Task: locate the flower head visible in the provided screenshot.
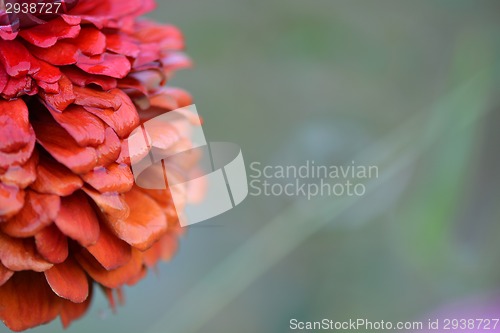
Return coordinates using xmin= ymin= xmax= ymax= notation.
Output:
xmin=0 ymin=0 xmax=195 ymax=330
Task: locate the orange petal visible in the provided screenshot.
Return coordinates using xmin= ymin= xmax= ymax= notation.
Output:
xmin=86 ymin=224 xmax=131 ymax=270
xmin=0 ymin=184 xmax=25 ymax=220
xmin=33 ymin=120 xmax=98 ymax=174
xmin=0 ymin=233 xmax=53 ymax=272
xmin=0 ymin=99 xmax=32 ymax=152
xmin=0 ymin=271 xmax=61 ymax=331
xmin=44 ymin=257 xmax=88 ymax=303
xmin=84 ymin=89 xmax=139 ymax=138
xmin=60 ymin=283 xmax=93 ymax=328
xmin=48 ymin=104 xmax=106 ymax=147
xmin=76 ymin=248 xmax=142 ymax=289
xmin=0 ymin=262 xmax=14 ymax=286
xmin=0 ymin=151 xmax=37 ymax=189
xmin=35 ymin=224 xmax=69 ymax=264
xmin=159 ymin=232 xmax=178 ymax=261
xmin=31 ymin=155 xmax=83 ymax=196
xmin=82 ymin=187 xmax=129 ymax=221
xmin=73 ymin=86 xmax=122 ymax=110
xmin=95 ymin=127 xmax=121 ymax=167
xmin=54 ymin=191 xmax=100 ymax=246
xmin=1 ymin=191 xmax=60 ymax=238
xmin=82 ymin=163 xmax=133 ymax=193
xmin=104 ymin=187 xmax=167 ymax=251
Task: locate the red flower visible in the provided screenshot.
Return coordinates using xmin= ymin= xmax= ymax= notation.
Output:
xmin=0 ymin=0 xmax=196 ymax=331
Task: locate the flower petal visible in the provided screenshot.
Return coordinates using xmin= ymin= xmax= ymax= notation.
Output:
xmin=86 ymin=224 xmax=131 ymax=270
xmin=33 ymin=119 xmax=98 ymax=174
xmin=75 ymin=248 xmax=142 ymax=289
xmin=71 ymin=27 xmax=106 ymax=55
xmin=63 ymin=67 xmax=117 ymax=90
xmin=84 ymin=89 xmax=139 ymax=138
xmin=48 ymin=104 xmax=106 ymax=147
xmin=34 ymin=224 xmax=69 ymax=264
xmin=0 ymin=99 xmax=32 ymax=152
xmin=0 ymin=148 xmax=37 ymax=189
xmin=105 ymin=33 xmax=140 ymax=57
xmin=0 ymin=183 xmax=24 ymax=220
xmin=104 ymin=187 xmax=167 ymax=251
xmin=44 ymin=257 xmax=88 ymax=303
xmin=60 ymin=284 xmax=93 ymax=328
xmin=31 ymin=155 xmax=83 ymax=196
xmin=29 ymin=42 xmax=79 ymax=66
xmin=96 ymin=127 xmax=121 ymax=167
xmin=0 ymin=40 xmax=31 ymax=77
xmin=73 ymin=85 xmax=122 ymax=110
xmin=39 ymin=74 xmax=76 ymax=111
xmin=0 ymin=271 xmax=61 ymax=332
xmin=1 ymin=191 xmax=60 ymax=238
xmin=82 ymin=163 xmax=133 ymax=193
xmin=54 ymin=191 xmax=100 ymax=246
xmin=76 ymin=53 xmax=131 ymax=79
xmin=19 ymin=17 xmax=80 ymax=48
xmin=82 ymin=187 xmax=130 ymax=221
xmin=0 ymin=233 xmax=53 ymax=272
xmin=0 ymin=262 xmax=14 ymax=287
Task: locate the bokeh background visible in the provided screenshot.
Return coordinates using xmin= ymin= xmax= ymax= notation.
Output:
xmin=8 ymin=0 xmax=500 ymax=332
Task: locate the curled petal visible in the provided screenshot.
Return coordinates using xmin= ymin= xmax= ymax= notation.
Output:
xmin=33 ymin=120 xmax=98 ymax=174
xmin=44 ymin=257 xmax=88 ymax=303
xmin=48 ymin=104 xmax=106 ymax=147
xmin=104 ymin=187 xmax=167 ymax=251
xmin=29 ymin=42 xmax=79 ymax=66
xmin=35 ymin=224 xmax=69 ymax=264
xmin=55 ymin=191 xmax=100 ymax=246
xmin=96 ymin=127 xmax=121 ymax=167
xmin=0 ymin=145 xmax=37 ymax=189
xmin=76 ymin=53 xmax=131 ymax=79
xmin=0 ymin=233 xmax=53 ymax=272
xmin=84 ymin=89 xmax=139 ymax=138
xmin=73 ymin=86 xmax=122 ymax=110
xmin=63 ymin=67 xmax=117 ymax=90
xmin=31 ymin=155 xmax=83 ymax=196
xmin=40 ymin=74 xmax=76 ymax=111
xmin=82 ymin=163 xmax=134 ymax=193
xmin=19 ymin=17 xmax=81 ymax=48
xmin=1 ymin=191 xmax=60 ymax=238
xmin=83 ymin=187 xmax=129 ymax=221
xmin=0 ymin=183 xmax=24 ymax=220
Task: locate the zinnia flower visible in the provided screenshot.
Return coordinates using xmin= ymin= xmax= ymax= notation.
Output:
xmin=0 ymin=0 xmax=196 ymax=331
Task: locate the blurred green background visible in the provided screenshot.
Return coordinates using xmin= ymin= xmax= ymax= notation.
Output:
xmin=12 ymin=0 xmax=500 ymax=332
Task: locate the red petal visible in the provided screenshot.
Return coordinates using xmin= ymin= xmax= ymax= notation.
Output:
xmin=134 ymin=22 xmax=184 ymax=49
xmin=84 ymin=89 xmax=139 ymax=138
xmin=35 ymin=224 xmax=69 ymax=264
xmin=82 ymin=163 xmax=133 ymax=193
xmin=82 ymin=187 xmax=129 ymax=221
xmin=76 ymin=53 xmax=131 ymax=79
xmin=0 ymin=148 xmax=37 ymax=189
xmin=0 ymin=233 xmax=53 ymax=271
xmin=54 ymin=191 xmax=100 ymax=246
xmin=29 ymin=42 xmax=79 ymax=66
xmin=0 ymin=262 xmax=14 ymax=286
xmin=63 ymin=66 xmax=117 ymax=90
xmin=164 ymin=87 xmax=193 ymax=108
xmin=31 ymin=155 xmax=83 ymax=196
xmin=0 ymin=136 xmax=35 ymax=172
xmin=0 ymin=271 xmax=61 ymax=331
xmin=73 ymin=85 xmax=122 ymax=110
xmin=0 ymin=64 xmax=7 ymax=93
xmin=0 ymin=99 xmax=32 ymax=152
xmin=1 ymin=191 xmax=60 ymax=238
xmin=19 ymin=17 xmax=80 ymax=48
xmin=0 ymin=184 xmax=24 ymax=219
xmin=1 ymin=75 xmax=35 ymax=98
xmin=0 ymin=40 xmax=31 ymax=77
xmin=71 ymin=27 xmax=105 ymax=55
xmin=76 ymin=248 xmax=142 ymax=289
xmin=33 ymin=120 xmax=98 ymax=174
xmin=60 ymin=284 xmax=92 ymax=328
xmin=96 ymin=127 xmax=121 ymax=166
xmin=86 ymin=224 xmax=131 ymax=270
xmin=48 ymin=104 xmax=106 ymax=147
xmin=104 ymin=187 xmax=167 ymax=251
xmin=40 ymin=74 xmax=75 ymax=111
xmin=32 ymin=59 xmax=62 ymax=84
xmin=105 ymin=33 xmax=140 ymax=57
xmin=44 ymin=257 xmax=88 ymax=303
